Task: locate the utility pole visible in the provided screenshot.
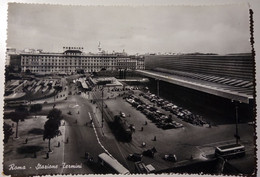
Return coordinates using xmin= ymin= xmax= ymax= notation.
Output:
xmin=101 ymin=86 xmax=104 ymax=128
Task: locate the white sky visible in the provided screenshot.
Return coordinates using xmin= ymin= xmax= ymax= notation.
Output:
xmin=7 ymin=3 xmax=251 ymax=54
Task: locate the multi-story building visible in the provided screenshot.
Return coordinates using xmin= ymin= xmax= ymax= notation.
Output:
xmin=17 ymin=47 xmax=145 ymax=74
xmin=6 ymin=48 xmax=17 ymax=66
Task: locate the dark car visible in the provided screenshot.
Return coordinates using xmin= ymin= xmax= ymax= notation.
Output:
xmin=143 ymin=149 xmax=154 ymax=158
xmin=127 ymin=153 xmax=143 ymax=162
xmin=137 ymin=105 xmax=144 ymax=111
xmin=139 ymin=93 xmax=144 ymax=97
xmin=143 ymin=147 xmax=157 ymax=158
xmin=163 ymin=154 xmax=177 ymax=162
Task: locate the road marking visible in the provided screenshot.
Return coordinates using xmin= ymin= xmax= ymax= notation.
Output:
xmin=88 ymin=112 xmax=113 ymax=158
xmin=60 ymin=121 xmax=66 ymax=174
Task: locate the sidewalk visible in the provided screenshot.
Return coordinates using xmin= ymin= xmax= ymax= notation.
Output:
xmin=3 ymin=116 xmax=66 ymax=176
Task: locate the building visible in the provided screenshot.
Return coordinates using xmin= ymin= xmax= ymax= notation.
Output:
xmin=16 ymin=47 xmax=144 ymax=74
xmin=6 ymin=48 xmax=17 ymax=66
xmin=137 ymin=53 xmax=255 ymax=122
xmin=9 ymin=54 xmax=21 ymax=72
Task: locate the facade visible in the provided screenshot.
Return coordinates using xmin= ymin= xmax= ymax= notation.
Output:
xmin=9 ymin=54 xmax=21 ymax=72
xmin=144 ymin=53 xmax=254 ymax=81
xmin=18 ymin=48 xmax=145 ymax=74
xmin=141 ymin=53 xmax=254 ymax=104
xmin=6 ymin=48 xmax=17 ymax=65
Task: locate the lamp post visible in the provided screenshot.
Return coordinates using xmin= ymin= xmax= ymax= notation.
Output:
xmin=101 ymin=86 xmax=104 ymax=128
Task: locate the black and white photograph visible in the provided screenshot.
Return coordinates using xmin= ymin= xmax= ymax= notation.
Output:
xmin=2 ymin=2 xmax=258 ymax=176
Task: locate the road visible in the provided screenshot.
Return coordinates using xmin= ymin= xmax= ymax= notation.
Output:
xmin=53 ymin=82 xmax=132 ymax=174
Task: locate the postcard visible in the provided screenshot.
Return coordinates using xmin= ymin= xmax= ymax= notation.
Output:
xmin=3 ymin=2 xmax=257 ymax=176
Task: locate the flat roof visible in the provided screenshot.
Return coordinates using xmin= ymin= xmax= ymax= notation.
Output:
xmin=136 ymin=70 xmax=254 ymax=104
xmin=98 ymin=153 xmax=130 ymax=174
xmin=218 ymin=144 xmax=244 ymax=150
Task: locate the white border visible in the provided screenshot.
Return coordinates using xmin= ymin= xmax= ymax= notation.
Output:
xmin=0 ymin=1 xmax=259 ymax=177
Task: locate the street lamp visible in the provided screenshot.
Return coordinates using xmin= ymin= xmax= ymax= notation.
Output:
xmin=101 ymin=86 xmax=104 ymax=128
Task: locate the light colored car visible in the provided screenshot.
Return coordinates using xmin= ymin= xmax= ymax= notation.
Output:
xmin=163 ymin=154 xmax=177 ymax=162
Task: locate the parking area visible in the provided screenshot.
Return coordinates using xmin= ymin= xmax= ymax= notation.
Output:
xmin=101 ymin=87 xmax=255 ymax=173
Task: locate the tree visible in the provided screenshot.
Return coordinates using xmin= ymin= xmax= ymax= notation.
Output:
xmin=4 ymin=122 xmax=14 ymax=143
xmin=30 ymin=104 xmax=42 ymax=118
xmin=43 ymin=109 xmax=63 ymax=152
xmin=9 ymin=110 xmax=28 ymax=138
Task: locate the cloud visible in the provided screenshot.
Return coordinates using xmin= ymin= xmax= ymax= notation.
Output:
xmin=7 ymin=4 xmax=251 ymax=54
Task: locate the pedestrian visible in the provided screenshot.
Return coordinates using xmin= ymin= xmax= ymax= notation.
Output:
xmin=25 ymin=138 xmax=28 ymax=144
xmin=153 ymin=136 xmax=157 ymax=141
xmin=85 ymin=152 xmax=89 ymax=159
xmin=142 ymin=142 xmax=146 ymax=147
xmin=66 ymin=137 xmax=69 ymax=143
xmin=46 ymin=152 xmax=49 ymax=159
xmin=78 ymin=111 xmax=80 ymax=114
xmin=58 ymin=141 xmax=60 ymax=147
xmin=141 ymin=127 xmax=144 ymax=131
xmin=145 ymin=121 xmax=148 ymax=125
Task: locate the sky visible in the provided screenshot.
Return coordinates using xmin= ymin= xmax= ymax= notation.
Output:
xmin=7 ymin=3 xmax=251 ymax=55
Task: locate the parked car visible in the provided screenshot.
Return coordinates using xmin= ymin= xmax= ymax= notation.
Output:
xmin=127 ymin=153 xmax=143 ymax=162
xmin=137 ymin=105 xmax=144 ymax=111
xmin=163 ymin=154 xmax=177 ymax=162
xmin=143 ymin=147 xmax=157 ymax=158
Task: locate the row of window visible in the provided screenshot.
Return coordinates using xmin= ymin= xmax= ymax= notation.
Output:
xmin=21 ymin=62 xmax=123 ymax=66
xmin=21 ymin=56 xmax=142 ymax=62
xmin=22 ymin=67 xmax=144 ymax=73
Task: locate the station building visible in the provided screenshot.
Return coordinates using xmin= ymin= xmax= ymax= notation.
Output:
xmin=137 ymin=53 xmax=255 ymax=123
xmin=16 ymin=47 xmax=144 ymax=74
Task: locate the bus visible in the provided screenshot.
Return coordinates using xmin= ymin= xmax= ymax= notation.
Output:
xmin=215 ymin=143 xmax=245 ymax=159
xmin=98 ymin=153 xmax=130 ymax=174
xmin=134 ymin=161 xmax=155 ymax=174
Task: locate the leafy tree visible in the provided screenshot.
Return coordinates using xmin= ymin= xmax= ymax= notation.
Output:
xmin=43 ymin=109 xmax=63 ymax=152
xmin=30 ymin=104 xmax=42 ymax=118
xmin=4 ymin=122 xmax=14 ymax=143
xmin=9 ymin=111 xmax=28 ymax=138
